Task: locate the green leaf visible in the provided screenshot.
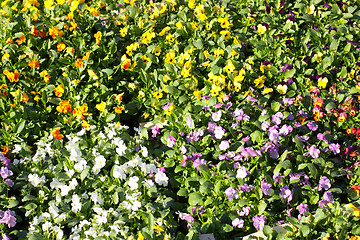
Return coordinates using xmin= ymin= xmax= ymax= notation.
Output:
xmin=222 ymin=224 xmax=233 ymax=233
xmin=101 ymin=68 xmax=114 ymax=77
xmin=294 ymin=137 xmax=304 ymax=152
xmin=113 ymin=192 xmax=119 ymax=204
xmin=300 ymin=225 xmax=310 ymax=237
xmin=280 ymin=150 xmax=288 ymax=162
xmin=7 ymin=200 xmax=19 ymax=208
xmin=302 ymin=14 xmax=315 ymax=22
xmin=41 ymin=90 xmax=48 ymax=105
xmin=344 ymin=42 xmax=352 ymax=53
xmin=165 ymin=86 xmax=178 ymax=95
xmin=312 ymin=157 xmax=325 ymax=166
xmin=164 ymin=158 xmax=175 ymax=167
xmin=165 ymin=150 xmax=175 ymax=158
xmin=258 ymin=201 xmax=267 ymax=215
xmin=140 ymin=128 xmax=148 ymax=140
xmin=177 ymin=188 xmax=188 ymax=197
xmin=193 ymin=39 xmax=203 ymax=50
xmin=286 ymin=216 xmax=300 ymax=226
xmin=280 ymin=160 xmax=292 ymax=169
xmin=330 ymin=39 xmax=339 ymax=53
xmin=128 ymin=6 xmax=138 ymax=18
xmin=298 ymin=163 xmax=307 ymax=170
xmin=284 ymin=68 xmax=296 ymax=78
xmin=263 ymin=225 xmax=273 ymax=236
xmin=81 ymin=167 xmax=90 ymax=181
xmin=178 ymin=11 xmax=187 ymax=21
xmin=321 ymin=56 xmax=333 ymax=70
xmin=188 ymin=192 xmax=203 ymax=206
xmin=28 ymin=234 xmax=44 ymax=240
xmin=271 ymin=101 xmax=281 ymax=112
xmin=106 ymin=113 xmax=116 ymax=122
xmin=165 ymin=63 xmax=175 ymax=73
xmin=274 ymin=163 xmax=282 ymax=173
xmin=307 ymin=163 xmax=317 ymax=178
xmin=14 ymin=119 xmax=26 ymax=134
xmin=254 ymin=41 xmax=267 ymax=51
xmin=22 ymin=195 xmax=35 ymax=201
xmin=24 ymin=202 xmax=37 ymax=210
xmin=314 ymin=208 xmax=327 ymax=224
xmin=250 ymin=130 xmax=262 ymax=143
xmin=200 ymin=182 xmax=213 ymax=195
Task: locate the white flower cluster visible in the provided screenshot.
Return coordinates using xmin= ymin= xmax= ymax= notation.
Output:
xmin=20 ymin=123 xmax=171 ymax=239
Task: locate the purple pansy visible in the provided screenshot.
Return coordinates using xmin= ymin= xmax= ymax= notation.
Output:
xmin=280 ymin=186 xmax=293 ymax=204
xmin=309 ymin=145 xmax=320 ymax=158
xmin=252 ymin=215 xmax=266 ymax=231
xmin=166 ymin=136 xmax=176 ymax=148
xmin=225 ymin=187 xmax=239 ymax=200
xmin=261 ymin=180 xmax=272 ymax=196
xmin=307 ymin=121 xmax=318 ymax=131
xmin=329 ymin=143 xmax=340 ymax=155
xmin=317 ymin=176 xmax=331 ymax=191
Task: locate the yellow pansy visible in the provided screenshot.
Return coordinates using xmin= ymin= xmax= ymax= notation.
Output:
xmin=96 ymin=102 xmax=106 ymax=112
xmin=257 ymin=24 xmax=266 ymax=34
xmin=318 ymin=77 xmax=328 ymax=89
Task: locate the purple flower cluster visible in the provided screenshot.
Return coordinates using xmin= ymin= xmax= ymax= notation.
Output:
xmin=186 ymin=129 xmax=205 ymax=143
xmin=280 ymin=186 xmax=293 ymax=205
xmin=207 ymin=122 xmax=225 ymax=139
xmin=225 ymin=187 xmax=239 ymax=200
xmin=319 ymin=191 xmax=335 ymax=208
xmin=252 ymin=215 xmax=266 ymax=231
xmin=238 ymin=184 xmax=254 ymax=192
xmin=191 ymin=206 xmax=205 ymax=215
xmin=151 ymin=125 xmax=160 ymax=138
xmin=297 ymin=203 xmax=309 ymax=220
xmin=182 ymin=153 xmax=206 ymax=171
xmin=289 ymin=172 xmax=311 ymax=186
xmin=317 ymin=176 xmax=331 ymax=191
xmin=0 ymin=154 xmax=13 ymax=187
xmin=0 ymin=209 xmax=16 ymax=228
xmin=238 ymin=145 xmax=262 ymax=158
xmin=261 ymin=180 xmax=272 ymax=196
xmin=232 ymin=108 xmax=250 ymax=122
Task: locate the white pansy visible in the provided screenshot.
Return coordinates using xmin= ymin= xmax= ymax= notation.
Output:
xmin=128 ymin=176 xmax=139 ymax=190
xmin=77 ymin=129 xmax=85 ymax=136
xmin=113 ymin=165 xmax=126 ymax=180
xmin=90 ymin=192 xmax=103 ymax=205
xmin=59 ymin=184 xmax=72 ymax=196
xmin=141 ymin=146 xmax=148 ymax=157
xmin=42 ymin=221 xmax=52 ymax=231
xmin=116 ymin=142 xmax=127 ymax=156
xmin=69 ymin=178 xmax=78 ymax=189
xmin=143 ymin=179 xmax=154 ymax=188
xmin=52 ymin=226 xmax=63 ymax=240
xmin=144 ymin=164 xmax=157 ymax=174
xmin=155 ymin=172 xmax=169 ymax=187
xmin=131 ymin=200 xmax=141 ymax=211
xmin=12 ymin=144 xmax=21 ymax=153
xmin=71 ymin=194 xmax=82 ymax=212
xmin=107 ymin=128 xmax=116 ymax=139
xmin=28 ymin=173 xmax=45 ymax=187
xmin=92 ymin=167 xmax=101 ymax=175
xmin=94 ymin=155 xmax=106 ymax=169
xmin=66 ymin=169 xmax=75 ymax=178
xmin=128 ymin=156 xmax=142 ymax=167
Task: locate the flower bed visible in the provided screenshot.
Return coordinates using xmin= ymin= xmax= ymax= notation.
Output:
xmin=0 ymin=0 xmax=360 ymax=239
